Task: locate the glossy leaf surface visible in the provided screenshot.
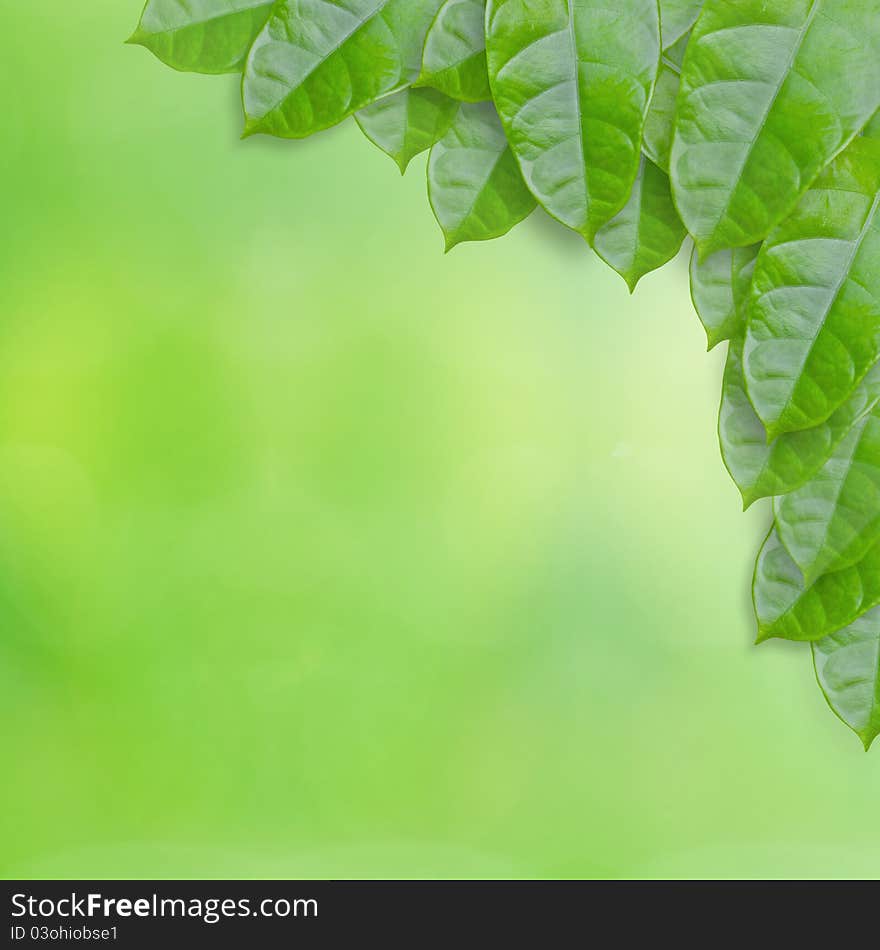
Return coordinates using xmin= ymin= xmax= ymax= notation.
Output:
xmin=659 ymin=0 xmax=702 ymax=48
xmin=720 ymin=341 xmax=880 ymax=508
xmin=129 ymin=0 xmax=274 ymax=73
xmin=744 ymin=138 xmax=880 ymax=440
xmin=356 ymin=88 xmax=458 ymax=173
xmin=813 ymin=609 xmax=880 ymax=750
xmin=485 ymin=0 xmax=661 ymax=240
xmin=690 ymin=244 xmax=758 ymax=349
xmin=243 ymin=0 xmax=444 ymax=138
xmin=594 ymin=158 xmax=687 ymax=291
xmin=753 ymin=528 xmax=880 ymax=643
xmin=427 ymin=101 xmax=536 ymax=249
xmin=775 ymin=408 xmax=880 ymax=582
xmin=671 ymin=0 xmax=880 ymax=257
xmin=418 ymin=0 xmax=491 ymax=102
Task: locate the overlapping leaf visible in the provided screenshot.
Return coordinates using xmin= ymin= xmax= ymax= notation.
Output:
xmin=642 ymin=33 xmax=688 ymax=174
xmin=813 ymin=608 xmax=880 ymax=750
xmin=753 ymin=528 xmax=880 ymax=643
xmin=774 ymin=407 xmax=880 ymax=583
xmin=743 ymin=137 xmax=880 ymax=440
xmin=720 ymin=341 xmax=880 ymax=508
xmin=129 ymin=0 xmax=275 ymax=73
xmin=427 ymin=101 xmax=536 ymax=249
xmin=671 ymin=0 xmax=880 ymax=257
xmin=132 ymin=0 xmax=880 ymax=747
xmin=485 ymin=0 xmax=661 ymax=240
xmin=356 ymin=88 xmax=458 ymax=173
xmin=594 ymin=158 xmax=687 ymax=291
xmin=690 ymin=244 xmax=758 ymax=349
xmin=417 ymin=0 xmax=491 ymax=102
xmin=243 ymin=0 xmax=445 ymax=138
xmin=659 ymin=0 xmax=702 ymax=48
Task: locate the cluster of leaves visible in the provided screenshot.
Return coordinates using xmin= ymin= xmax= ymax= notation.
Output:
xmin=130 ymin=0 xmax=880 ymax=748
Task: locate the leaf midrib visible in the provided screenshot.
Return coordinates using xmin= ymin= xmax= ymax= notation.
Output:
xmin=771 ymin=188 xmax=880 ymax=433
xmin=251 ymin=0 xmax=393 ymax=123
xmin=784 ymin=415 xmax=872 ymax=581
xmin=706 ymin=2 xmax=820 ymax=245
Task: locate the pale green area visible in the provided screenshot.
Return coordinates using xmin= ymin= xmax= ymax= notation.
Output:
xmin=1 ymin=2 xmax=879 ymax=880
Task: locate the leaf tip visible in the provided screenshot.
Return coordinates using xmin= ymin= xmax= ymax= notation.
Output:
xmin=442 ymin=233 xmax=460 ymax=254
xmin=704 ymin=329 xmax=723 ymax=352
xmin=241 ymin=120 xmax=262 ymax=141
xmin=740 ymin=489 xmax=758 ymax=511
xmin=754 ymin=627 xmax=772 ymax=646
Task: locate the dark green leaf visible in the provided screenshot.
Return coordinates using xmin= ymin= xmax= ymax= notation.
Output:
xmin=671 ymin=0 xmax=880 ymax=257
xmin=485 ymin=0 xmax=661 ymax=240
xmin=356 ymin=88 xmax=459 ymax=173
xmin=128 ymin=0 xmax=274 ymax=74
xmin=813 ymin=609 xmax=880 ymax=750
xmin=427 ymin=101 xmax=536 ymax=250
xmin=593 ymin=158 xmax=687 ymax=291
xmin=243 ymin=0 xmax=444 ymax=138
xmin=720 ymin=339 xmax=880 ymax=508
xmin=753 ymin=527 xmax=880 ymax=643
xmin=744 ymin=137 xmax=880 ymax=439
xmin=417 ymin=0 xmax=491 ymax=102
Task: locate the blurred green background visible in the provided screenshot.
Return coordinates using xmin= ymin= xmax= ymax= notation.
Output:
xmin=2 ymin=3 xmax=879 ymax=880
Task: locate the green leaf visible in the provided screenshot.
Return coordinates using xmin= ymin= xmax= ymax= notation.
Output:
xmin=689 ymin=243 xmax=758 ymax=349
xmin=642 ymin=31 xmax=689 ymax=173
xmin=813 ymin=609 xmax=880 ymax=750
xmin=720 ymin=338 xmax=880 ymax=508
xmin=593 ymin=158 xmax=687 ymax=291
xmin=774 ymin=408 xmax=880 ymax=583
xmin=242 ymin=0 xmax=444 ymax=138
xmin=128 ymin=0 xmax=274 ymax=74
xmin=356 ymin=88 xmax=459 ymax=173
xmin=865 ymin=110 xmax=880 ymax=140
xmin=743 ymin=137 xmax=880 ymax=440
xmin=753 ymin=527 xmax=880 ymax=643
xmin=485 ymin=0 xmax=661 ymax=240
xmin=671 ymin=0 xmax=880 ymax=257
xmin=427 ymin=101 xmax=536 ymax=250
xmin=659 ymin=0 xmax=702 ymax=48
xmin=417 ymin=0 xmax=491 ymax=103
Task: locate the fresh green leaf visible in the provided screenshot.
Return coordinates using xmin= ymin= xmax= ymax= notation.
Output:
xmin=865 ymin=110 xmax=880 ymax=140
xmin=356 ymin=88 xmax=459 ymax=173
xmin=417 ymin=0 xmax=491 ymax=103
xmin=743 ymin=137 xmax=880 ymax=440
xmin=689 ymin=244 xmax=758 ymax=349
xmin=128 ymin=0 xmax=274 ymax=74
xmin=485 ymin=0 xmax=661 ymax=240
xmin=593 ymin=158 xmax=687 ymax=291
xmin=720 ymin=339 xmax=880 ymax=508
xmin=671 ymin=0 xmax=880 ymax=257
xmin=427 ymin=101 xmax=536 ymax=250
xmin=642 ymin=32 xmax=690 ymax=173
xmin=813 ymin=608 xmax=880 ymax=750
xmin=774 ymin=407 xmax=880 ymax=583
xmin=753 ymin=527 xmax=880 ymax=643
xmin=659 ymin=0 xmax=702 ymax=48
xmin=242 ymin=0 xmax=445 ymax=138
